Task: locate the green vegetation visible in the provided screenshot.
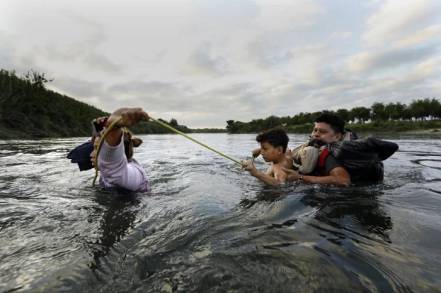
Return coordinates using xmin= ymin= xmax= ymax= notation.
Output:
xmin=0 ymin=69 xmax=108 ymax=139
xmin=0 ymin=69 xmax=192 ymax=139
xmin=191 ymin=128 xmax=227 ymax=133
xmin=130 ymin=118 xmax=192 ymax=135
xmin=344 ymin=120 xmax=441 ymax=134
xmin=226 ymin=99 xmax=441 ymax=134
xmin=2 ymin=68 xmax=439 ymax=138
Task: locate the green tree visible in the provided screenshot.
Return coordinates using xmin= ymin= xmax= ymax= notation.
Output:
xmin=22 ymin=70 xmax=53 ymax=89
xmin=336 ymin=108 xmax=350 ymax=122
xmin=169 ymin=118 xmax=178 ymax=127
xmin=350 ymin=107 xmax=370 ymax=124
xmin=262 ymin=115 xmax=282 ymax=129
xmin=221 ymin=97 xmax=441 ymax=133
xmin=226 ymin=120 xmax=238 ymax=133
xmin=384 ymin=102 xmax=406 ymax=120
xmin=409 ymin=99 xmax=431 ymax=120
xmin=429 ymin=98 xmax=441 ymax=119
xmin=0 ymin=68 xmax=195 ymax=138
xmin=371 ymin=102 xmax=388 ymax=121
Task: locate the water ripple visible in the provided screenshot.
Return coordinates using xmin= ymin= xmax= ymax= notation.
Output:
xmin=0 ymin=135 xmax=440 ymax=292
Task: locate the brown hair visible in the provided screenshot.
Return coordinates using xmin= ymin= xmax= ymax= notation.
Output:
xmin=256 ymin=127 xmax=289 ymax=152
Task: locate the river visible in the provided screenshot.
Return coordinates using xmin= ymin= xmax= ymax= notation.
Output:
xmin=0 ymin=133 xmax=440 ymax=292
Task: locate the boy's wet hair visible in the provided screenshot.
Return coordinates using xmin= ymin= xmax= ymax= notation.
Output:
xmin=315 ymin=113 xmax=345 ymax=134
xmin=256 ymin=127 xmax=289 ymax=152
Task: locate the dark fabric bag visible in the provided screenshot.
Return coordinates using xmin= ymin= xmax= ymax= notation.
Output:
xmin=67 ymin=141 xmax=94 ymax=171
xmin=327 ymin=137 xmax=399 ymax=182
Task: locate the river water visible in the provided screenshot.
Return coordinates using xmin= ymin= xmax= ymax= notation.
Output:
xmin=0 ymin=133 xmax=440 ymax=292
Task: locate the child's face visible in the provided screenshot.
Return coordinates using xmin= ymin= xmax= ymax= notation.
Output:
xmin=260 ymin=142 xmax=283 ymax=162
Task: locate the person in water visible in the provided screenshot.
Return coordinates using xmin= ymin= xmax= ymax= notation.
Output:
xmin=242 ymin=127 xmax=293 ymax=186
xmin=252 ymin=141 xmax=320 ymax=175
xmin=92 ymin=107 xmax=150 ymax=192
xmin=283 ymin=113 xmax=361 ymax=186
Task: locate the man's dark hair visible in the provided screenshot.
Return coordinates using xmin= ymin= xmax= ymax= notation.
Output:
xmin=256 ymin=127 xmax=289 ymax=152
xmin=315 ymin=113 xmax=345 ymax=134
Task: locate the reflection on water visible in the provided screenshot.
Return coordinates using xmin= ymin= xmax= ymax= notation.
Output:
xmin=0 ymin=134 xmax=440 ymax=292
xmin=88 ymin=190 xmax=141 ymax=270
xmin=301 ymin=187 xmax=393 ymax=242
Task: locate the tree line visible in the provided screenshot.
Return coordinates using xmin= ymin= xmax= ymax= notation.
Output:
xmin=2 ymin=69 xmax=439 ymax=137
xmin=226 ymin=99 xmax=441 ymax=133
xmin=0 ymin=69 xmax=193 ymax=138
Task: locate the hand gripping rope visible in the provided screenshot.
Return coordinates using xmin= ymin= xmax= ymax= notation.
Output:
xmin=92 ymin=116 xmax=241 ymax=186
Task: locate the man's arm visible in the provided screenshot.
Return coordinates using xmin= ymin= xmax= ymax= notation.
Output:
xmin=303 ymin=167 xmax=350 ymax=186
xmin=284 ymin=166 xmax=351 ymax=187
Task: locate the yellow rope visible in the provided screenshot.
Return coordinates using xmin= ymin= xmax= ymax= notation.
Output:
xmin=150 ymin=117 xmax=242 ymax=166
xmin=92 ymin=116 xmax=123 ymax=186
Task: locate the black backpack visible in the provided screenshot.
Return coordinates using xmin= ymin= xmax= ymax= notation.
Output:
xmin=326 ymin=137 xmax=399 ymax=182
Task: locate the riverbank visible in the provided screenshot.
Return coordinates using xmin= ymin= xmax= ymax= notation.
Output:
xmin=282 ymin=120 xmax=441 ymax=135
xmin=0 ymin=70 xmax=195 ymax=139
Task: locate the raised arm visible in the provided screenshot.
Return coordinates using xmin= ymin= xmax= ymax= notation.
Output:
xmin=105 ymin=108 xmax=149 ymax=146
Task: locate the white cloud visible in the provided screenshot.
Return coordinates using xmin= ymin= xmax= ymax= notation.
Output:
xmin=330 ymin=32 xmax=353 ymax=40
xmin=346 ymin=45 xmax=438 ymax=73
xmin=50 ymin=77 xmax=105 ymax=100
xmin=395 ymin=25 xmax=441 ymax=48
xmin=253 ymin=0 xmax=324 ymax=30
xmin=1 ymin=0 xmax=440 ymax=127
xmin=362 ymin=0 xmax=440 ymax=47
xmin=184 ymin=43 xmax=230 ymax=76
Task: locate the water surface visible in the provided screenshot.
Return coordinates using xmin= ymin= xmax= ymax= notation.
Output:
xmin=0 ymin=134 xmax=440 ymax=292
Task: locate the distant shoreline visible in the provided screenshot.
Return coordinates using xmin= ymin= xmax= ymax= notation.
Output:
xmin=1 ymin=127 xmax=441 ymax=140
xmin=2 ymin=118 xmax=440 ymax=139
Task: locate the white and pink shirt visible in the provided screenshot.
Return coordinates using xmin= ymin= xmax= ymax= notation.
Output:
xmin=98 ymin=135 xmax=149 ymax=192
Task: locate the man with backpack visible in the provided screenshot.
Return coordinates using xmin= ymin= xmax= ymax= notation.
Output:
xmin=284 ymin=113 xmax=398 ymax=186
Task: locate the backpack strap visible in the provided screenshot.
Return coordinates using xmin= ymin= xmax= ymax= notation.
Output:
xmin=318 ymin=148 xmax=330 ymax=169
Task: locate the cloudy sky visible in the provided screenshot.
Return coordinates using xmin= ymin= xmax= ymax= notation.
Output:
xmin=1 ymin=0 xmax=440 ymax=127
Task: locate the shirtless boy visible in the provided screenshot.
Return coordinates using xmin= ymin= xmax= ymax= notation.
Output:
xmin=242 ymin=127 xmax=292 ymax=186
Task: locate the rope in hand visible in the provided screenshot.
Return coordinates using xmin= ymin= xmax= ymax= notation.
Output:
xmin=92 ymin=115 xmax=242 ymax=186
xmin=92 ymin=116 xmax=123 ymax=186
